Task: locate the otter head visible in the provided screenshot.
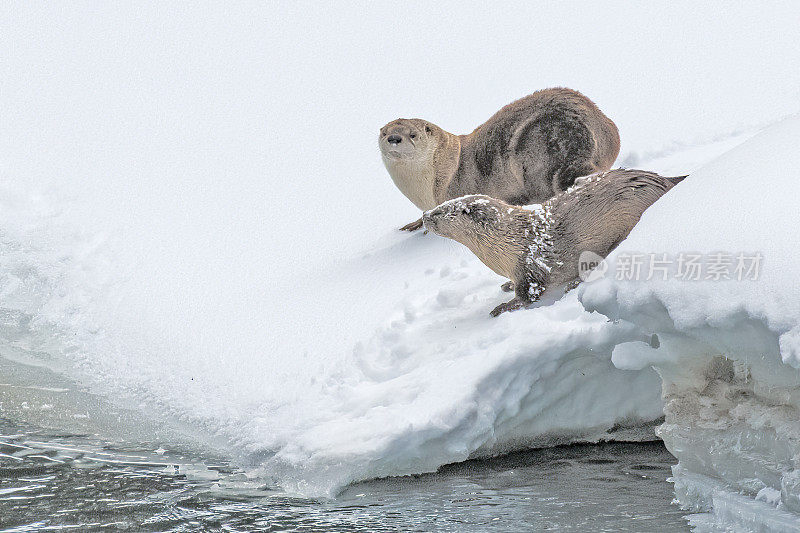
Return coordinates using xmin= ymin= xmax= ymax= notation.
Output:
xmin=423 ymin=195 xmax=506 ymax=243
xmin=379 ymin=118 xmax=440 ymax=162
xmin=424 ymin=195 xmax=528 ymax=279
xmin=379 ymin=119 xmax=448 ymax=211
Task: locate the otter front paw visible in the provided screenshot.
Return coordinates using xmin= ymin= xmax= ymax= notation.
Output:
xmin=500 ymin=281 xmax=514 ymax=292
xmin=399 ymin=218 xmax=424 ymax=232
xmin=490 ymin=297 xmax=529 ymax=317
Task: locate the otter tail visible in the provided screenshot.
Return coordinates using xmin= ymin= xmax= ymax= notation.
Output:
xmin=667 ymin=174 xmax=688 ymax=185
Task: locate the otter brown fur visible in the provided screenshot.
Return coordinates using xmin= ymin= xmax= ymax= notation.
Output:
xmin=379 ymin=88 xmax=620 ymax=231
xmin=422 ymin=169 xmax=686 ymax=316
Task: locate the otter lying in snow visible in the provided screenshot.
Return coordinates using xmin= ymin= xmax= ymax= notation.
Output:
xmin=379 ymin=88 xmax=620 ymax=231
xmin=422 ymin=169 xmax=686 ymax=316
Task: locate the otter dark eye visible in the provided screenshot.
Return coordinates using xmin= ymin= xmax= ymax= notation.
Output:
xmin=409 ymin=133 xmax=416 ymax=139
xmin=425 ymin=126 xmax=431 ymax=133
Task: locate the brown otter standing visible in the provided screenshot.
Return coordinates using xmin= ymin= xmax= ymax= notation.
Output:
xmin=422 ymin=169 xmax=686 ymax=316
xmin=379 ymin=88 xmax=620 ymax=231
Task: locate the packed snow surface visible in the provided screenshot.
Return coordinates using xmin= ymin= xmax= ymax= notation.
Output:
xmin=2 ymin=4 xmax=800 ymax=531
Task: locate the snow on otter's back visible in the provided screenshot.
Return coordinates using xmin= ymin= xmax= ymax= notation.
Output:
xmin=580 ymin=114 xmax=800 ymax=528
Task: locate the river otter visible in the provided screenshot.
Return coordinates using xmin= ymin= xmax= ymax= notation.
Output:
xmin=422 ymin=169 xmax=686 ymax=316
xmin=380 ymin=88 xmax=620 ymax=231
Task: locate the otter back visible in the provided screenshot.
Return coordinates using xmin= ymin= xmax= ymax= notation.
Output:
xmin=380 ymin=87 xmax=620 ymax=231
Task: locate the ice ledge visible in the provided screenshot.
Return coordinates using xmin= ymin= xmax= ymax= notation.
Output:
xmin=677 ymin=466 xmax=800 ymax=533
xmin=580 ymin=282 xmax=800 ymax=529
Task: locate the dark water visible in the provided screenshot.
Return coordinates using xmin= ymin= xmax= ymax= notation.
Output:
xmin=0 ymin=419 xmax=690 ymax=532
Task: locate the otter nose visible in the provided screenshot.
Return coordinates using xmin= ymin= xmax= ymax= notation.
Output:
xmin=387 ymin=134 xmax=402 ymax=145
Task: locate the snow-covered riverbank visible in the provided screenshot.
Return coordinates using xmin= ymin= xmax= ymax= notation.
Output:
xmin=3 ymin=4 xmax=800 ymax=530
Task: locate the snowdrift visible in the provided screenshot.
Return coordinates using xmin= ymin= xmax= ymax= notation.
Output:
xmin=0 ymin=181 xmax=667 ymax=497
xmin=581 ymin=115 xmax=800 ymax=529
xmin=250 ymin=289 xmax=665 ymax=495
